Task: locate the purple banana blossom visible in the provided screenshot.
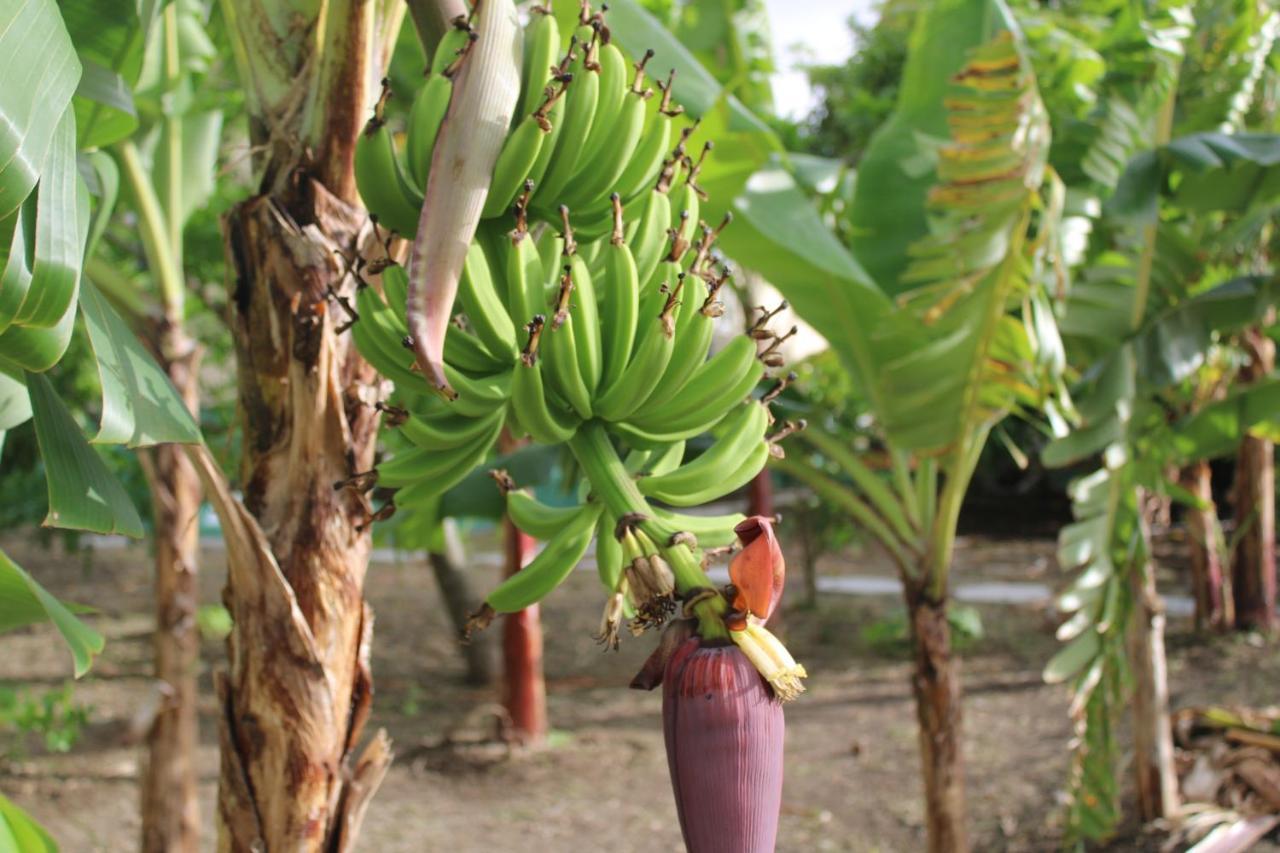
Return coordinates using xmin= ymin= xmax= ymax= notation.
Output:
xmin=663 ymin=637 xmax=784 ymax=853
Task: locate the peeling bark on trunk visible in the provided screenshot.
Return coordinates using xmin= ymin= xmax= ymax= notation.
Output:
xmin=1127 ymin=495 xmax=1180 ymax=822
xmin=1232 ymin=326 xmax=1277 ymax=633
xmin=216 ymin=177 xmax=391 ymax=851
xmin=139 ymin=324 xmax=202 ymax=853
xmin=1181 ymin=461 xmax=1227 ymax=632
xmin=428 ymin=520 xmax=493 ymax=686
xmin=501 ymin=521 xmax=547 ymax=745
xmin=903 ymin=581 xmax=968 ymax=853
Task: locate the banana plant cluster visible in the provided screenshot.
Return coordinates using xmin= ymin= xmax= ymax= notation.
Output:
xmin=349 ymin=0 xmax=805 ymax=706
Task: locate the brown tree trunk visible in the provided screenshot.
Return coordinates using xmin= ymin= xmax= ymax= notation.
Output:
xmin=1181 ymin=461 xmax=1227 ymax=631
xmin=139 ymin=324 xmax=202 ymax=853
xmin=1127 ymin=493 xmax=1180 ymax=822
xmin=501 ymin=521 xmax=547 ymax=745
xmin=214 ymin=176 xmax=391 ymax=851
xmin=904 ymin=582 xmax=968 ymax=853
xmin=428 ymin=519 xmax=493 ymax=686
xmin=1232 ymin=326 xmax=1277 ymax=633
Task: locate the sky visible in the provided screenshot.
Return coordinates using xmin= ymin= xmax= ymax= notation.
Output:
xmin=762 ymin=0 xmax=878 ymax=120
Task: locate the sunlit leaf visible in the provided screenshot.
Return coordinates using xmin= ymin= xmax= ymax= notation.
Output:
xmin=0 ymin=0 xmax=82 ymax=218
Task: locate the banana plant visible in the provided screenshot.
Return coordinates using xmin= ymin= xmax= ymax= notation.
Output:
xmin=349 ymin=2 xmax=814 ymax=847
xmin=716 ymin=2 xmax=1068 ymax=848
xmin=1 ymin=0 xmax=205 ymax=846
xmin=1044 ymin=126 xmax=1280 ymax=840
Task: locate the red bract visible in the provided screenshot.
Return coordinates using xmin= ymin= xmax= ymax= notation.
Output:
xmin=663 ymin=637 xmax=784 ymax=853
xmin=729 ymin=516 xmax=785 ymax=621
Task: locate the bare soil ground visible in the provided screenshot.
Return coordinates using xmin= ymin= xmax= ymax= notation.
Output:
xmin=1 ymin=530 xmax=1277 ymax=852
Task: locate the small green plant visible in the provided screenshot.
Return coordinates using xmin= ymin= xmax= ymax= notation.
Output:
xmin=0 ymin=683 xmax=92 ymax=758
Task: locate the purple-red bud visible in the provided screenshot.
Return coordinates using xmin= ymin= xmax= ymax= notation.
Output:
xmin=663 ymin=638 xmax=784 ymax=853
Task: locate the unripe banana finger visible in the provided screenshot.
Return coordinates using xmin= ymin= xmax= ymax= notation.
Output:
xmin=484 ymin=502 xmax=603 ymax=612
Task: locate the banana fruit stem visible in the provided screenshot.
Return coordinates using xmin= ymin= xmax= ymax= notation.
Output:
xmin=567 ymin=420 xmax=729 ymax=639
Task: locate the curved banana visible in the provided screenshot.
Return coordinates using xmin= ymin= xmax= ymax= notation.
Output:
xmin=592 ymin=279 xmax=679 ymax=422
xmin=630 ymin=189 xmax=672 ymax=293
xmin=625 ymin=335 xmax=762 ymax=433
xmin=517 ymin=9 xmax=560 ymax=121
xmin=354 ymin=108 xmax=423 ymax=238
xmin=511 ymin=316 xmax=580 ymax=444
xmin=562 ymin=219 xmax=601 ymax=393
xmin=597 ymin=196 xmax=639 ymax=397
xmin=507 ymin=489 xmax=585 ymax=540
xmin=394 ymin=416 xmax=505 ymax=509
xmin=638 ymin=401 xmax=768 ymax=503
xmin=457 ymin=239 xmax=518 ymax=360
xmin=481 ymin=113 xmax=549 ymax=220
xmin=484 ymin=501 xmax=603 ymax=612
xmin=646 ymin=438 xmax=770 ymax=508
xmin=649 ymin=507 xmax=746 ymax=549
xmin=595 ymin=511 xmax=624 ymax=594
xmin=541 ymin=266 xmax=593 ymax=419
xmin=535 ymin=31 xmax=600 ymax=204
xmin=443 ymin=363 xmax=513 ymax=419
xmin=430 ymin=21 xmax=476 ymax=76
xmin=406 ymin=74 xmax=453 ymax=190
xmin=400 ymin=406 xmax=505 ymax=452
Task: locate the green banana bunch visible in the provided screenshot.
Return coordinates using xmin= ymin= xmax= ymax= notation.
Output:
xmin=349 ymin=1 xmax=803 ymax=657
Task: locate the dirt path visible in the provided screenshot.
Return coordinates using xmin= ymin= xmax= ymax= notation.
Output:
xmin=1 ymin=532 xmax=1276 ymax=851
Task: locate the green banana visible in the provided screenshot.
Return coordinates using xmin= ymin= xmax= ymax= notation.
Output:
xmin=378 ymin=413 xmax=495 ymax=488
xmin=597 ymin=196 xmax=639 ymax=398
xmin=511 ymin=316 xmax=580 ymax=444
xmin=354 ymin=112 xmax=423 ymax=238
xmin=517 ymin=9 xmax=560 ymax=121
xmin=525 ymin=82 xmax=567 ymax=193
xmin=484 ymin=502 xmax=603 ymax=612
xmin=563 ymin=222 xmax=601 ymax=393
xmin=638 ymin=401 xmax=768 ymax=503
xmin=481 ymin=113 xmax=549 ymax=220
xmin=646 ymin=440 xmax=687 ymax=476
xmin=430 ymin=22 xmax=475 ymax=75
xmin=353 ymin=286 xmax=427 ymax=392
xmin=625 ymin=335 xmax=762 ymax=433
xmin=406 ymin=74 xmax=453 ymax=190
xmin=443 ymin=363 xmax=513 ymax=419
xmin=507 ymin=489 xmax=585 ymax=540
xmin=649 ymin=507 xmax=746 ymax=549
xmin=503 ymin=212 xmax=544 ymax=330
xmin=457 ymin=239 xmax=518 ymax=360
xmin=565 ymin=51 xmax=651 ymax=209
xmin=595 ymin=511 xmax=623 ymax=593
xmin=641 ymin=270 xmax=719 ymax=410
xmin=400 ymin=406 xmax=504 ymax=452
xmin=592 ymin=280 xmax=679 ymax=422
xmin=394 ymin=416 xmax=505 ymax=508
xmin=540 ymin=267 xmax=593 ymax=419
xmin=535 ymin=31 xmax=600 ymax=204
xmin=630 ymin=189 xmax=671 ymax=293
xmin=648 ymin=438 xmax=770 ymax=508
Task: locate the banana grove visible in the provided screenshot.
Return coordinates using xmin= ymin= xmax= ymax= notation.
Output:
xmin=2 ymin=0 xmax=1279 ymax=851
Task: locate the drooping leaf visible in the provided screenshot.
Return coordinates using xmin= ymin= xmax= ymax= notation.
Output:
xmin=0 ymin=0 xmax=82 ymax=218
xmin=79 ymin=281 xmax=202 ymax=447
xmin=26 ymin=370 xmax=144 ymax=537
xmin=0 ymin=547 xmax=104 ymax=677
xmin=0 ymin=792 xmax=58 ymax=852
xmin=80 ymin=150 xmax=120 ymax=259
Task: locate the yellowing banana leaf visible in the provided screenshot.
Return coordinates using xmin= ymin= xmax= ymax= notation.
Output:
xmin=847 ymin=0 xmax=1017 ymax=294
xmin=0 ymin=0 xmax=81 ymax=218
xmin=0 ymin=547 xmax=104 ymax=677
xmin=79 ymin=281 xmax=202 ymax=447
xmin=26 ymin=371 xmax=144 ymax=537
xmin=0 ymin=792 xmax=58 ymax=852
